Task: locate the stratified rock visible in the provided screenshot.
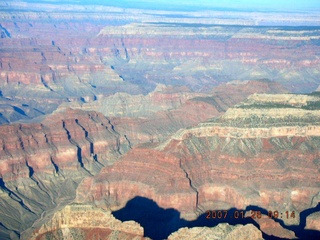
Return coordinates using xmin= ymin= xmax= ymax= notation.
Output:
xmin=75 ymin=147 xmax=196 ymax=213
xmin=76 ymin=93 xmax=320 ymax=238
xmin=0 ymin=109 xmax=129 ymax=239
xmin=0 ymin=2 xmax=319 ymax=123
xmin=29 ymin=204 xmax=148 ymax=240
xmin=60 ymin=80 xmax=286 ymax=146
xmin=0 ymin=80 xmax=286 ymax=239
xmin=168 ymin=223 xmax=263 ymax=240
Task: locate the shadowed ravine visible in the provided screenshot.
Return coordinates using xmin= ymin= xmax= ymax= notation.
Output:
xmin=112 ymin=196 xmax=320 ymax=240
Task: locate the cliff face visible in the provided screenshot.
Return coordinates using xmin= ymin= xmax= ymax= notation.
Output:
xmin=0 ymin=80 xmax=285 ymax=239
xmin=168 ymin=224 xmax=263 ymax=240
xmin=75 ymin=93 xmax=320 ymax=239
xmin=0 ymin=109 xmax=130 ymax=239
xmin=29 ymin=204 xmax=147 ymax=240
xmin=0 ymin=2 xmax=319 ymax=239
xmin=0 ymin=3 xmax=319 ymax=123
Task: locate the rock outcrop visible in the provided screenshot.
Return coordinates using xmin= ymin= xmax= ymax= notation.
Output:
xmin=0 ymin=2 xmax=319 ymax=123
xmin=0 ymin=1 xmax=319 ymax=239
xmin=76 ymin=93 xmax=320 ymax=239
xmin=0 ymin=109 xmax=130 ymax=239
xmin=0 ymin=80 xmax=286 ymax=239
xmin=29 ymin=204 xmax=148 ymax=240
xmin=168 ymin=223 xmax=263 ymax=240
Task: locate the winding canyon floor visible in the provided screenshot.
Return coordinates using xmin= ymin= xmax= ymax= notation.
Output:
xmin=0 ymin=1 xmax=320 ymax=239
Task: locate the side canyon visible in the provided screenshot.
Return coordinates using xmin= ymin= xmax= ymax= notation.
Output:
xmin=0 ymin=1 xmax=319 ymax=239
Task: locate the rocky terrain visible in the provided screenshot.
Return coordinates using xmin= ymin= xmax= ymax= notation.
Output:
xmin=75 ymin=93 xmax=320 ymax=239
xmin=0 ymin=1 xmax=320 ymax=123
xmin=168 ymin=224 xmax=263 ymax=240
xmin=29 ymin=204 xmax=264 ymax=240
xmin=0 ymin=109 xmax=131 ymax=239
xmin=0 ymin=80 xmax=286 ymax=239
xmin=29 ymin=204 xmax=147 ymax=240
xmin=0 ymin=1 xmax=319 ymax=240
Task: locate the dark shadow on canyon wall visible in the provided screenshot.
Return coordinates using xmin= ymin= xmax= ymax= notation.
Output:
xmin=112 ymin=196 xmax=320 ymax=240
xmin=112 ymin=196 xmax=184 ymax=239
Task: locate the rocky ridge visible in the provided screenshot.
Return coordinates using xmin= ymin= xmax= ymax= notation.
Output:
xmin=0 ymin=3 xmax=320 ymax=123
xmin=75 ymin=92 xmax=320 ymax=239
xmin=29 ymin=204 xmax=147 ymax=240
xmin=168 ymin=224 xmax=263 ymax=240
xmin=0 ymin=109 xmax=130 ymax=239
xmin=0 ymin=80 xmax=286 ymax=239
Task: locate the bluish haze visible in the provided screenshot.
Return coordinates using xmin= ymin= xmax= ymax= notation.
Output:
xmin=26 ymin=0 xmax=320 ymax=11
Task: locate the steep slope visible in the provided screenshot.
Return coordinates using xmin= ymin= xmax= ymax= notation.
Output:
xmin=28 ymin=204 xmax=148 ymax=240
xmin=61 ymin=80 xmax=287 ymax=145
xmin=76 ymin=93 xmax=320 ymax=239
xmin=1 ymin=3 xmax=319 ymax=123
xmin=0 ymin=109 xmax=130 ymax=239
xmin=0 ymin=80 xmax=285 ymax=239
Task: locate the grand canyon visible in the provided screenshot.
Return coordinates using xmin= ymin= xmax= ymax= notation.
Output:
xmin=0 ymin=0 xmax=320 ymax=239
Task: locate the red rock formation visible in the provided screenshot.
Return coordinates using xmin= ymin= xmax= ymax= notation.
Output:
xmin=168 ymin=223 xmax=263 ymax=240
xmin=29 ymin=204 xmax=149 ymax=240
xmin=0 ymin=79 xmax=287 ymax=238
xmin=76 ymin=147 xmax=196 ymax=214
xmin=0 ymin=108 xmax=129 ymax=180
xmin=75 ymin=93 xmax=320 ymax=238
xmin=63 ymin=80 xmax=286 ymax=146
xmin=0 ymin=4 xmax=319 ymax=123
xmin=0 ymin=108 xmax=130 ymax=239
xmin=306 ymin=212 xmax=320 ymax=231
xmin=0 ymin=2 xmax=319 ymax=238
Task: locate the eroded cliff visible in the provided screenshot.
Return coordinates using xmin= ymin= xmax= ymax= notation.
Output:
xmin=75 ymin=93 xmax=320 ymax=239
xmin=29 ymin=204 xmax=147 ymax=240
xmin=0 ymin=2 xmax=319 ymax=123
xmin=0 ymin=109 xmax=130 ymax=239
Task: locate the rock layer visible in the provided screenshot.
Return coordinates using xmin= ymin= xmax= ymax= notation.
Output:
xmin=168 ymin=223 xmax=263 ymax=240
xmin=29 ymin=204 xmax=147 ymax=240
xmin=0 ymin=80 xmax=285 ymax=239
xmin=0 ymin=2 xmax=319 ymax=123
xmin=76 ymin=93 xmax=320 ymax=239
xmin=0 ymin=109 xmax=130 ymax=239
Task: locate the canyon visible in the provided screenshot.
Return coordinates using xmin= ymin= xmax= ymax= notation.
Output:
xmin=0 ymin=1 xmax=320 ymax=124
xmin=74 ymin=93 xmax=320 ymax=239
xmin=0 ymin=1 xmax=319 ymax=239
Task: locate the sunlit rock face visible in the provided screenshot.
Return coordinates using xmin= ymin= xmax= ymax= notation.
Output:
xmin=76 ymin=93 xmax=320 ymax=239
xmin=0 ymin=1 xmax=319 ymax=239
xmin=0 ymin=1 xmax=319 ymax=123
xmin=0 ymin=79 xmax=285 ymax=239
xmin=29 ymin=204 xmax=148 ymax=240
xmin=0 ymin=109 xmax=131 ymax=239
xmin=168 ymin=224 xmax=263 ymax=240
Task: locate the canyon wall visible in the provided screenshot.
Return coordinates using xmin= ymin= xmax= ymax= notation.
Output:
xmin=0 ymin=109 xmax=130 ymax=239
xmin=0 ymin=1 xmax=319 ymax=239
xmin=75 ymin=93 xmax=320 ymax=239
xmin=29 ymin=204 xmax=147 ymax=240
xmin=0 ymin=2 xmax=319 ymax=123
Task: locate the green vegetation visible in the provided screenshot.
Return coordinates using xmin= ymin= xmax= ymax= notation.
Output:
xmin=237 ymin=103 xmax=297 ymax=109
xmin=308 ymin=91 xmax=320 ymax=96
xmin=302 ymin=101 xmax=320 ymax=110
xmin=206 ymin=114 xmax=320 ymax=128
xmin=236 ymin=98 xmax=320 ymax=110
